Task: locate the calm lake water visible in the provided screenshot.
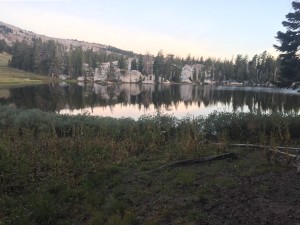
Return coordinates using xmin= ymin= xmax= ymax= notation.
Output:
xmin=1 ymin=83 xmax=300 ymax=119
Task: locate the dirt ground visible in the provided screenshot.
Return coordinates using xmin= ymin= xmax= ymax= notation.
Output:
xmin=205 ymin=169 xmax=300 ymax=225
xmin=120 ymin=149 xmax=300 ymax=225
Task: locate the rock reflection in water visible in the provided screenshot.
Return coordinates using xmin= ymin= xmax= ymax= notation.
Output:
xmin=2 ymin=83 xmax=300 ymax=119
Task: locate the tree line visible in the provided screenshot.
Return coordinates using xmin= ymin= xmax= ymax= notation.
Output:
xmin=7 ymin=38 xmax=126 ymax=78
xmin=151 ymin=50 xmax=278 ymax=84
xmin=3 ymin=37 xmax=279 ymax=84
xmin=2 ymin=0 xmax=300 ymax=86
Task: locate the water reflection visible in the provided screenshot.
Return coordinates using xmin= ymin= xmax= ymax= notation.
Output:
xmin=1 ymin=83 xmax=300 ymax=119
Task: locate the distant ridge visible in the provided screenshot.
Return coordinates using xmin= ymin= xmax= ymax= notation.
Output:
xmin=0 ymin=20 xmax=135 ymax=56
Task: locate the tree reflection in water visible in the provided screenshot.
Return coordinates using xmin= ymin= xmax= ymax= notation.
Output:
xmin=2 ymin=83 xmax=300 ymax=118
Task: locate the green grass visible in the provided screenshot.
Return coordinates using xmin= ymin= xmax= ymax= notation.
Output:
xmin=0 ymin=52 xmax=58 ymax=87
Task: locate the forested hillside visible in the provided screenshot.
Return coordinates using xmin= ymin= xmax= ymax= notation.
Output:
xmin=0 ymin=17 xmax=297 ymax=86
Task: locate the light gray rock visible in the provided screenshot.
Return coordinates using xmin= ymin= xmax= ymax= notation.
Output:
xmin=180 ymin=65 xmax=193 ymax=83
xmin=121 ymin=70 xmax=144 ymax=83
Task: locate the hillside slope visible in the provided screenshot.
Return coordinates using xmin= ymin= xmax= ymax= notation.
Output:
xmin=0 ymin=20 xmax=134 ymax=56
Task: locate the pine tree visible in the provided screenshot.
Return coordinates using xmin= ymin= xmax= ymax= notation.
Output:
xmin=153 ymin=50 xmax=164 ymax=83
xmin=71 ymin=47 xmax=83 ymax=77
xmin=0 ymin=39 xmax=7 ymax=53
xmin=234 ymin=55 xmax=248 ymax=82
xmin=249 ymin=55 xmax=258 ymax=82
xmin=274 ymin=0 xmax=300 ymax=83
xmin=118 ymin=55 xmax=126 ymax=70
xmin=143 ymin=53 xmax=153 ymax=76
xmin=137 ymin=54 xmax=143 ymax=73
xmin=131 ymin=58 xmax=137 ymax=70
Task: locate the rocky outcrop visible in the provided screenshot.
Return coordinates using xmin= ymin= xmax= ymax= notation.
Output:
xmin=94 ymin=62 xmax=110 ymax=82
xmin=58 ymin=74 xmax=70 ymax=80
xmin=142 ymin=75 xmax=170 ymax=84
xmin=77 ymin=76 xmax=85 ymax=82
xmin=121 ymin=70 xmax=144 ymax=83
xmin=80 ymin=62 xmax=207 ymax=85
xmin=142 ymin=75 xmax=155 ymax=84
xmin=180 ymin=65 xmax=193 ymax=83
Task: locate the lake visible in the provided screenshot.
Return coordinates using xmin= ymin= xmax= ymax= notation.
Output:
xmin=1 ymin=83 xmax=300 ymax=119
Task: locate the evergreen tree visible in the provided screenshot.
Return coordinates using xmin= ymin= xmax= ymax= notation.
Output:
xmin=118 ymin=55 xmax=126 ymax=70
xmin=249 ymin=55 xmax=258 ymax=82
xmin=165 ymin=54 xmax=174 ymax=80
xmin=153 ymin=50 xmax=165 ymax=83
xmin=64 ymin=51 xmax=72 ymax=75
xmin=223 ymin=59 xmax=234 ymax=81
xmin=185 ymin=53 xmax=191 ymax=65
xmin=274 ymin=0 xmax=300 ymax=82
xmin=234 ymin=55 xmax=248 ymax=82
xmin=32 ymin=38 xmax=43 ymax=74
xmin=107 ymin=62 xmax=115 ymax=81
xmin=22 ymin=45 xmax=33 ymax=71
xmin=143 ymin=53 xmax=153 ymax=76
xmin=131 ymin=58 xmax=137 ymax=70
xmin=71 ymin=47 xmax=83 ymax=77
xmin=192 ymin=68 xmax=197 ymax=81
xmin=137 ymin=54 xmax=144 ymax=73
xmin=9 ymin=40 xmax=33 ymax=71
xmin=0 ymin=39 xmax=7 ymax=53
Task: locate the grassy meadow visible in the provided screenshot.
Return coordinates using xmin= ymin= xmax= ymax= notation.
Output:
xmin=0 ymin=106 xmax=299 ymax=225
xmin=0 ymin=53 xmax=57 ymax=87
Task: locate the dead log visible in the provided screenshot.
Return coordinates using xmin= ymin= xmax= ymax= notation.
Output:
xmin=135 ymin=152 xmax=237 ymax=175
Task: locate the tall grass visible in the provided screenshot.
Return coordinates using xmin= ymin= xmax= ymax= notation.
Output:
xmin=202 ymin=111 xmax=299 ymax=144
xmin=0 ymin=106 xmax=299 ymax=224
xmin=1 ymin=106 xmax=298 ymax=146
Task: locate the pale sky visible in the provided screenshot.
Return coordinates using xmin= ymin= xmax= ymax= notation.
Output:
xmin=0 ymin=0 xmax=293 ymax=58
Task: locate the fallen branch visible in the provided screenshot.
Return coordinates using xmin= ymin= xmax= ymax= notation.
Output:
xmin=231 ymin=143 xmax=300 ymax=171
xmin=268 ymin=147 xmax=297 ymax=158
xmin=135 ymin=152 xmax=237 ymax=175
xmin=230 ymin=144 xmax=300 ymax=156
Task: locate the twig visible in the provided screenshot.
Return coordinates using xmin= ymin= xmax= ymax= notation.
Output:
xmin=135 ymin=152 xmax=237 ymax=175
